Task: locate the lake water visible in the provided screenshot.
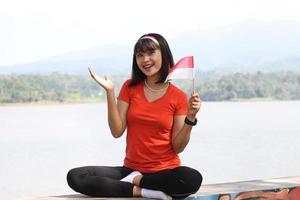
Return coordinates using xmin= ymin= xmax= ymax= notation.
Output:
xmin=1 ymin=101 xmax=300 ymax=200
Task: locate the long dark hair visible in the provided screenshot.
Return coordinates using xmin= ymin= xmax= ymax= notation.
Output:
xmin=129 ymin=33 xmax=174 ymax=86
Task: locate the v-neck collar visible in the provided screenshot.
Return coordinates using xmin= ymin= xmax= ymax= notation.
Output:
xmin=142 ymin=81 xmax=171 ymax=103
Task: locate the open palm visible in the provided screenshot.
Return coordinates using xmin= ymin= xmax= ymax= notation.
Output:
xmin=88 ymin=67 xmax=115 ymax=91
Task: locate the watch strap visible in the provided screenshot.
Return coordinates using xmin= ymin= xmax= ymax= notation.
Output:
xmin=184 ymin=117 xmax=197 ymax=126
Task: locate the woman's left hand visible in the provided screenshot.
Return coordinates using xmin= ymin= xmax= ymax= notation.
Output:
xmin=187 ymin=93 xmax=202 ymax=117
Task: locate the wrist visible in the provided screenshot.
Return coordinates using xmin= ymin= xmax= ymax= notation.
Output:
xmin=106 ymin=90 xmax=116 ymax=99
xmin=186 ymin=114 xmax=196 ymax=122
xmin=106 ymin=89 xmax=115 ymax=95
xmin=184 ymin=116 xmax=197 ymax=126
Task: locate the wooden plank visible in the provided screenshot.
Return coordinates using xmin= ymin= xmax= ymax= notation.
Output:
xmin=198 ymin=176 xmax=300 ymax=195
xmin=16 ymin=176 xmax=300 ymax=200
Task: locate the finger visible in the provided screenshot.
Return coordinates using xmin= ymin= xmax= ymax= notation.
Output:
xmin=191 ymin=103 xmax=201 ymax=108
xmin=191 ymin=101 xmax=200 ymax=105
xmin=191 ymin=97 xmax=200 ymax=102
xmin=88 ymin=66 xmax=94 ymax=73
xmin=191 ymin=103 xmax=201 ymax=107
xmin=190 ymin=95 xmax=199 ymax=101
xmin=191 ymin=92 xmax=199 ymax=97
xmin=191 ymin=106 xmax=200 ymax=110
xmin=190 ymin=100 xmax=201 ymax=105
xmin=88 ymin=67 xmax=95 ymax=76
xmin=193 ymin=95 xmax=202 ymax=102
xmin=191 ymin=105 xmax=201 ymax=109
xmin=190 ymin=97 xmax=201 ymax=103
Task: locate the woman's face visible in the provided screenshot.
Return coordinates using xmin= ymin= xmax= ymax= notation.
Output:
xmin=135 ymin=48 xmax=162 ymax=79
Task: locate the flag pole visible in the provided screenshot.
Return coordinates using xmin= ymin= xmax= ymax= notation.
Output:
xmin=192 ymin=58 xmax=195 ymax=94
xmin=192 ymin=77 xmax=195 ymax=94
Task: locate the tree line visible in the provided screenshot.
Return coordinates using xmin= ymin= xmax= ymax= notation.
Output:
xmin=0 ymin=71 xmax=299 ymax=103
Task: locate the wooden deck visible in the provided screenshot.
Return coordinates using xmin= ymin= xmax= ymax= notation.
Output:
xmin=17 ymin=176 xmax=300 ymax=200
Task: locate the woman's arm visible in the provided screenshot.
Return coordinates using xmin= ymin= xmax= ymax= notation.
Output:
xmin=106 ymin=91 xmax=128 ymax=138
xmin=172 ymin=93 xmax=201 ymax=153
xmin=88 ymin=67 xmax=128 ymax=138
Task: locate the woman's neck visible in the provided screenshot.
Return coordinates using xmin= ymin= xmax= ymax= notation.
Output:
xmin=145 ymin=77 xmax=157 ymax=86
xmin=145 ymin=78 xmax=169 ymax=92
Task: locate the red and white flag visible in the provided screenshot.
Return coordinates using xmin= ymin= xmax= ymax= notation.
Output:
xmin=167 ymin=56 xmax=194 ymax=80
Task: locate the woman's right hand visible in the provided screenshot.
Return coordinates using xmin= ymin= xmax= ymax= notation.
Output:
xmin=88 ymin=67 xmax=115 ymax=92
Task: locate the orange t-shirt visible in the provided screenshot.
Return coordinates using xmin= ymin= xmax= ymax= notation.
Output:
xmin=118 ymin=80 xmax=188 ymax=173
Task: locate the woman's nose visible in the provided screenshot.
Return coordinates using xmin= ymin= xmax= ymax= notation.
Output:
xmin=143 ymin=55 xmax=151 ymax=62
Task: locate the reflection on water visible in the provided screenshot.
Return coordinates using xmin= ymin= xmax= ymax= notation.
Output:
xmin=1 ymin=101 xmax=300 ymax=200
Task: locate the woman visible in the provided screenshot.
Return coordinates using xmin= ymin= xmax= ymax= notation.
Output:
xmin=67 ymin=33 xmax=202 ymax=199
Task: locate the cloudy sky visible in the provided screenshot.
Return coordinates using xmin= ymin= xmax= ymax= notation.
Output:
xmin=0 ymin=0 xmax=299 ymax=66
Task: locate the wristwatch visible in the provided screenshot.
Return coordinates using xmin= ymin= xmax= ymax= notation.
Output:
xmin=184 ymin=117 xmax=198 ymax=126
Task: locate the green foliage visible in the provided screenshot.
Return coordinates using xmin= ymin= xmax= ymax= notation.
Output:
xmin=173 ymin=71 xmax=300 ymax=101
xmin=0 ymin=73 xmax=101 ymax=103
xmin=0 ymin=71 xmax=299 ymax=103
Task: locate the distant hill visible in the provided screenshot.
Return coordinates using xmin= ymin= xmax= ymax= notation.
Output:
xmin=1 ymin=20 xmax=299 ymax=75
xmin=0 ymin=44 xmax=133 ymax=76
xmin=172 ymin=20 xmax=300 ymax=72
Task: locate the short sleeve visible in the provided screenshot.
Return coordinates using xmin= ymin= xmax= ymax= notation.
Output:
xmin=175 ymin=92 xmax=188 ymax=115
xmin=117 ymin=80 xmax=130 ymax=103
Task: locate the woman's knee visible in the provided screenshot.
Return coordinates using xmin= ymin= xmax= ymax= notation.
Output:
xmin=178 ymin=166 xmax=203 ymax=193
xmin=67 ymin=168 xmax=82 ymax=191
xmin=188 ymin=168 xmax=203 ymax=193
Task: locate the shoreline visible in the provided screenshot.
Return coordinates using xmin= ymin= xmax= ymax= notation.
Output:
xmin=0 ymin=99 xmax=106 ymax=107
xmin=1 ymin=98 xmax=300 ymax=107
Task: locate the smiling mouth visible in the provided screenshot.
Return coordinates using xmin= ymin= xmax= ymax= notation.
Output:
xmin=143 ymin=64 xmax=154 ymax=70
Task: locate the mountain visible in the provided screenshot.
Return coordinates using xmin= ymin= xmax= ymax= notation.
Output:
xmin=1 ymin=20 xmax=299 ymax=75
xmin=172 ymin=20 xmax=300 ymax=72
xmin=0 ymin=44 xmax=133 ymax=75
